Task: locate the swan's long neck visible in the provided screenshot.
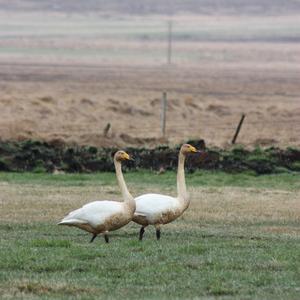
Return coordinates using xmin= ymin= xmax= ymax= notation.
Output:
xmin=177 ymin=151 xmax=189 ymax=207
xmin=114 ymin=160 xmax=135 ymax=212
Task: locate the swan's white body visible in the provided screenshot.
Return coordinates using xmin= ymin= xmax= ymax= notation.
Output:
xmin=59 ymin=200 xmax=133 ymax=234
xmin=133 ymin=144 xmax=198 ymax=239
xmin=134 ymin=194 xmax=183 ymax=226
xmin=58 ymin=151 xmax=135 ymax=241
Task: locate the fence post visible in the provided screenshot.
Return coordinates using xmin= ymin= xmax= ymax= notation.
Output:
xmin=232 ymin=114 xmax=246 ymax=144
xmin=161 ymin=92 xmax=167 ymax=137
xmin=167 ymin=20 xmax=173 ymax=65
xmin=103 ymin=123 xmax=111 ymax=137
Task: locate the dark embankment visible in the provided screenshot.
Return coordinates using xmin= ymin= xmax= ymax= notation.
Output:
xmin=0 ymin=139 xmax=299 ymax=174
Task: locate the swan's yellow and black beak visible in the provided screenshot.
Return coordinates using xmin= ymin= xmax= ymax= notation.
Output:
xmin=190 ymin=145 xmax=204 ymax=155
xmin=123 ymin=152 xmax=134 ymax=161
xmin=190 ymin=146 xmax=198 ymax=153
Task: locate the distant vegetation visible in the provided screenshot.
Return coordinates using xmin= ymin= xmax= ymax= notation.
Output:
xmin=0 ymin=0 xmax=300 ymax=15
xmin=0 ymin=139 xmax=299 ymax=174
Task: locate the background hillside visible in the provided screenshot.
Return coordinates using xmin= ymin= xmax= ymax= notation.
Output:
xmin=1 ymin=0 xmax=300 ymax=15
xmin=0 ymin=0 xmax=299 ymax=148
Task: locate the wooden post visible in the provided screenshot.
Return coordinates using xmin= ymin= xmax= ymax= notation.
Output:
xmin=167 ymin=20 xmax=172 ymax=65
xmin=232 ymin=114 xmax=246 ymax=144
xmin=161 ymin=92 xmax=167 ymax=137
xmin=103 ymin=123 xmax=111 ymax=137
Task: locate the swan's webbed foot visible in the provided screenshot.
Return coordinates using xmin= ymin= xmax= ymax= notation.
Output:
xmin=90 ymin=234 xmax=97 ymax=243
xmin=139 ymin=227 xmax=145 ymax=241
xmin=156 ymin=228 xmax=161 ymax=240
xmin=104 ymin=234 xmax=109 ymax=243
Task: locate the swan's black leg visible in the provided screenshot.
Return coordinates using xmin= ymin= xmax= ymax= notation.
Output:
xmin=156 ymin=228 xmax=161 ymax=240
xmin=90 ymin=234 xmax=97 ymax=243
xmin=139 ymin=227 xmax=145 ymax=241
xmin=104 ymin=234 xmax=109 ymax=243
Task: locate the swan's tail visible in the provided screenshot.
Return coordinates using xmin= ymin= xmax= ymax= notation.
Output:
xmin=57 ymin=219 xmax=85 ymax=226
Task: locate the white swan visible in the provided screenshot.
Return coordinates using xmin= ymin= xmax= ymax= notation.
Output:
xmin=58 ymin=150 xmax=135 ymax=243
xmin=133 ymin=144 xmax=200 ymax=240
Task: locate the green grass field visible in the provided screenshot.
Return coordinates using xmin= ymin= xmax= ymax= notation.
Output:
xmin=1 ymin=171 xmax=300 ymax=299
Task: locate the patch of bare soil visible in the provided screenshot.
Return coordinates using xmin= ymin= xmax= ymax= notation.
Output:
xmin=0 ymin=61 xmax=299 ymax=148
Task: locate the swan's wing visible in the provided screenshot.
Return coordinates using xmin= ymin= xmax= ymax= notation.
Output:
xmin=59 ymin=201 xmax=123 ymax=227
xmin=134 ymin=193 xmax=178 ymax=217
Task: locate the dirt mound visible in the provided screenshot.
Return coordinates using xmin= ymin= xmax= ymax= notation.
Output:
xmin=207 ymin=104 xmax=231 ymax=116
xmin=107 ymin=99 xmax=153 ymax=116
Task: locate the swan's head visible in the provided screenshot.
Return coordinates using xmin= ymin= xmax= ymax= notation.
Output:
xmin=114 ymin=150 xmax=133 ymax=162
xmin=180 ymin=144 xmax=199 ymax=155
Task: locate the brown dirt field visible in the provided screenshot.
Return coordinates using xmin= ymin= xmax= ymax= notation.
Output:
xmin=0 ymin=62 xmax=299 ymax=148
xmin=0 ymin=12 xmax=299 ymax=148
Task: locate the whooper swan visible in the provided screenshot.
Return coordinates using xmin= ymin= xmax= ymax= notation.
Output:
xmin=58 ymin=151 xmax=135 ymax=243
xmin=133 ymin=144 xmax=201 ymax=240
